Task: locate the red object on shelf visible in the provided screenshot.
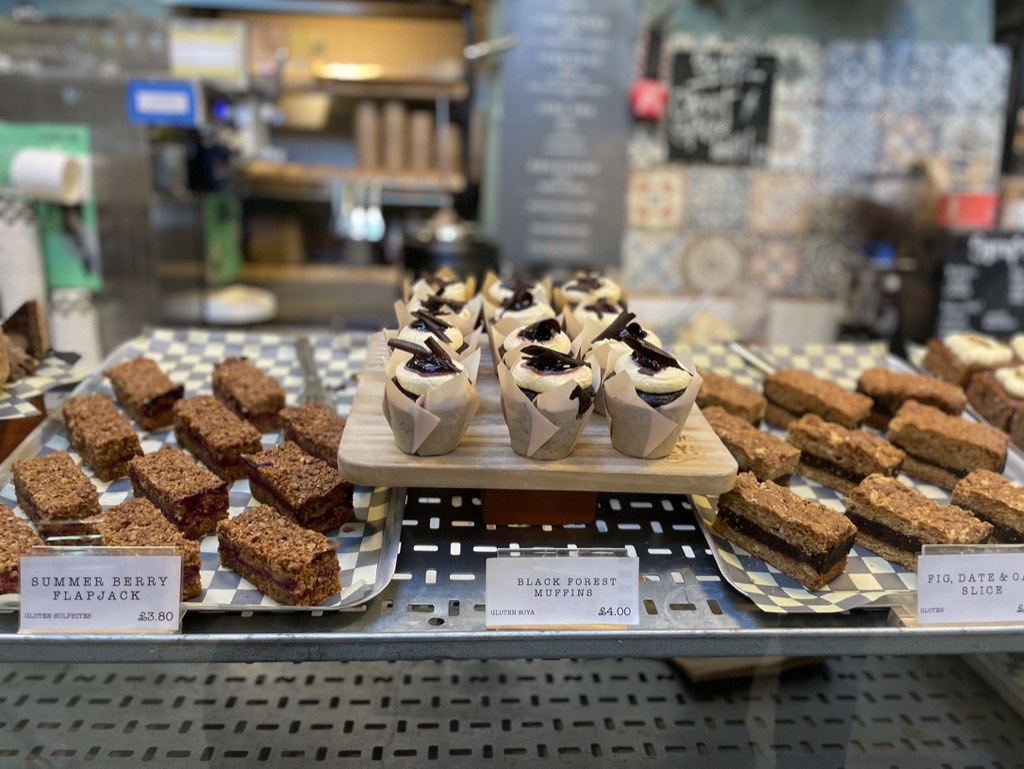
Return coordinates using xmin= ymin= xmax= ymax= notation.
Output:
xmin=936 ymin=192 xmax=999 ymax=231
xmin=630 ymin=79 xmax=669 ymax=121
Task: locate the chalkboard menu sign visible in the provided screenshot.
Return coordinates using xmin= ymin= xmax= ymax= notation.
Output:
xmin=936 ymin=232 xmax=1024 ymax=336
xmin=667 ymin=51 xmax=775 ymax=165
xmin=496 ymin=0 xmax=635 ymax=268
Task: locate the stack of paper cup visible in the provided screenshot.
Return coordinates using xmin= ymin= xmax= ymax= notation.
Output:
xmin=50 ymin=288 xmax=103 ymax=372
xmin=0 ymin=199 xmax=47 ymax=318
xmin=382 ymin=101 xmax=408 ymax=172
xmin=409 ymin=111 xmax=434 ymax=173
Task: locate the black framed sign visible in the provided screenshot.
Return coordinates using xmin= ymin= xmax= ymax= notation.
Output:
xmin=667 ymin=51 xmax=775 ymax=165
xmin=936 ymin=231 xmax=1024 ymax=336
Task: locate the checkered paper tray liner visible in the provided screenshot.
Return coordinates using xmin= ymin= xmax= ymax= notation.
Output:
xmin=0 ymin=328 xmax=406 ymax=613
xmin=0 ymin=354 xmax=79 ymax=421
xmin=687 ymin=342 xmax=950 ymax=614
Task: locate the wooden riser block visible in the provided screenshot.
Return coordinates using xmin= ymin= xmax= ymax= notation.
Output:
xmin=482 ymin=488 xmax=597 ymax=526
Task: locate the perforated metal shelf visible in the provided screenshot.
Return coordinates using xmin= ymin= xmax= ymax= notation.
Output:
xmin=0 ymin=656 xmax=1020 ymax=768
xmin=3 ymin=490 xmax=1024 ymax=663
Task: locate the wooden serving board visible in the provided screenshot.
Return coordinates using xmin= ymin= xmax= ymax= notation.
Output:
xmin=338 ymin=333 xmax=738 ymax=494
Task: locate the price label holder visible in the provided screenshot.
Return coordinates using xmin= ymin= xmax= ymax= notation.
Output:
xmin=916 ymin=544 xmax=1024 ymax=626
xmin=19 ymin=547 xmax=182 ymax=635
xmin=485 ymin=548 xmax=639 ymax=629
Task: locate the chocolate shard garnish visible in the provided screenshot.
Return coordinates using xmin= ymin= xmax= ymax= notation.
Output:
xmin=594 ymin=311 xmax=638 ymax=342
xmin=583 ymin=297 xmax=620 ymax=318
xmin=502 ymin=285 xmax=537 ymax=312
xmin=565 ymin=273 xmax=604 ymax=292
xmin=508 ymin=270 xmax=538 ymax=289
xmin=519 ymin=318 xmax=562 ymax=342
xmin=388 ymin=337 xmax=459 ymax=374
xmin=521 ymin=345 xmax=584 ymax=373
xmin=623 ymin=335 xmax=682 ymax=371
xmin=570 ymin=384 xmax=594 ymax=416
xmin=411 ymin=309 xmax=454 ymax=339
xmin=419 ymin=294 xmax=466 ymax=314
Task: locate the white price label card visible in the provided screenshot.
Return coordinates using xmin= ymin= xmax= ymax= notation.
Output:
xmin=485 ymin=548 xmax=639 ymax=628
xmin=19 ymin=547 xmax=182 ymax=634
xmin=917 ymin=545 xmax=1024 ymax=625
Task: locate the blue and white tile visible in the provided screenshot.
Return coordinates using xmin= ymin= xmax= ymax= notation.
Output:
xmin=768 ymin=103 xmax=818 ymax=171
xmin=628 ymin=125 xmax=668 ymax=170
xmin=943 ymin=44 xmax=1011 ymax=112
xmin=793 ymin=236 xmax=859 ymax=299
xmin=681 ymin=233 xmax=749 ymax=296
xmin=824 ymin=40 xmax=885 ymax=106
xmin=626 ymin=167 xmax=686 ymax=229
xmin=818 ymin=107 xmax=880 ymax=174
xmin=685 ymin=167 xmax=749 ymax=232
xmin=877 ymin=111 xmax=938 ymax=174
xmin=769 ymin=35 xmax=823 ymax=104
xmin=620 ymin=229 xmax=686 ymax=295
xmin=883 ymin=40 xmax=949 ymax=111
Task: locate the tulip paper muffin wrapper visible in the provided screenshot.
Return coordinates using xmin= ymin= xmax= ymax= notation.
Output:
xmin=496 ymin=354 xmax=600 ymax=459
xmin=382 ymin=347 xmax=482 ymax=456
xmin=601 ymin=348 xmax=701 ymax=459
xmin=0 ymin=328 xmax=404 ymax=613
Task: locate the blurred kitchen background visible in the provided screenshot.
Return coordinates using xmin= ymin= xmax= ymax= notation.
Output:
xmin=1 ymin=0 xmax=1023 ymax=365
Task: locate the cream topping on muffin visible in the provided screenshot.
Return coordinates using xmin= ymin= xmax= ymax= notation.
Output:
xmin=1011 ymin=333 xmax=1024 ymax=361
xmin=589 ymin=311 xmax=661 ymax=354
xmin=407 ymin=294 xmax=475 ymax=325
xmin=560 ymin=273 xmax=622 ymax=306
xmin=502 ymin=318 xmax=572 ymax=356
xmin=398 ymin=311 xmax=465 ymax=351
xmin=511 ymin=346 xmax=593 ymax=394
xmin=486 ymin=273 xmax=547 ymax=305
xmin=388 ymin=339 xmax=465 ymax=397
xmin=613 ymin=339 xmax=691 ymax=394
xmin=995 ymin=365 xmax=1024 ymax=399
xmin=945 ymin=333 xmax=1013 ymax=367
xmin=494 ymin=286 xmax=556 ymax=327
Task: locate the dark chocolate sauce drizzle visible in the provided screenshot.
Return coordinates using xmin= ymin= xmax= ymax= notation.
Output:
xmin=518 ymin=318 xmax=562 ymax=343
xmin=387 ymin=337 xmax=460 ymax=374
xmin=623 ymin=335 xmax=682 ymax=374
xmin=501 ymin=285 xmax=538 ymax=312
xmin=410 ymin=310 xmax=454 ymax=340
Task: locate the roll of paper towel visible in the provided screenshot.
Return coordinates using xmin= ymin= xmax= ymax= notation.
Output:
xmin=9 ymin=149 xmax=84 ymax=205
xmin=0 ymin=200 xmax=47 ymax=318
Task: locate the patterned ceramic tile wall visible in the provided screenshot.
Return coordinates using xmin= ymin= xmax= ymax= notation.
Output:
xmin=621 ymin=35 xmax=1011 ymax=302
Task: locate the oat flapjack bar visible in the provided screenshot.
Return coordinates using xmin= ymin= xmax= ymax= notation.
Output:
xmin=279 ymin=402 xmax=346 ymax=468
xmin=212 ymin=358 xmax=286 ymax=431
xmin=63 ymin=395 xmax=143 ymax=481
xmin=951 ymin=469 xmax=1024 ymax=544
xmin=0 ymin=504 xmax=43 ymax=594
xmin=856 ymin=367 xmax=966 ymax=430
xmin=216 ymin=505 xmax=340 ymax=606
xmin=97 ymin=498 xmax=202 ymax=600
xmin=696 ymin=370 xmax=767 ymax=425
xmin=242 ymin=442 xmax=353 ymax=533
xmin=847 ymin=474 xmax=992 ymax=570
xmin=713 ymin=473 xmax=857 ymax=590
xmin=12 ymin=452 xmax=102 ymax=537
xmin=128 ymin=448 xmax=229 ymax=539
xmin=762 ymin=369 xmax=872 ymax=429
xmin=786 ymin=413 xmax=904 ymax=495
xmin=887 ymin=401 xmax=1008 ymax=491
xmin=105 ymin=357 xmax=184 ymax=430
xmin=703 ymin=406 xmax=799 ymax=482
xmin=173 ymin=396 xmax=262 ymax=481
